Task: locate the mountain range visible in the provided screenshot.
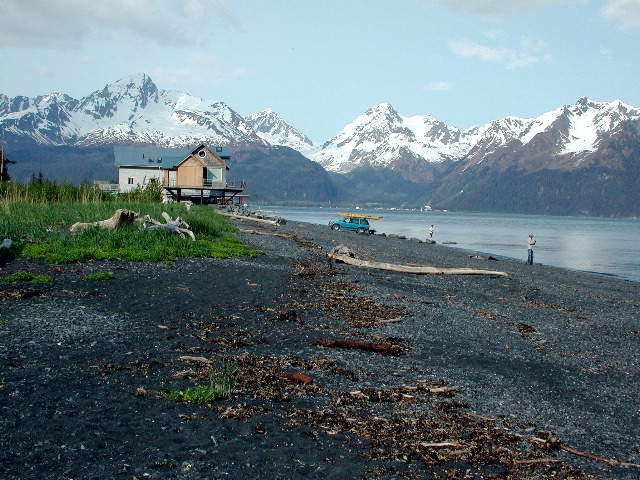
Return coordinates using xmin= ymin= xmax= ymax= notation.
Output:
xmin=1 ymin=73 xmax=639 ymax=217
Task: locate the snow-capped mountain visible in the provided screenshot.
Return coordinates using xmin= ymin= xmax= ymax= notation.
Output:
xmin=2 ymin=74 xmax=638 ymax=178
xmin=0 ymin=74 xmax=266 ymax=150
xmin=305 ymin=102 xmax=467 ymax=174
xmin=457 ymin=96 xmax=640 ymax=173
xmin=245 ymin=109 xmax=314 ymax=150
xmin=306 ymin=98 xmax=640 ymax=175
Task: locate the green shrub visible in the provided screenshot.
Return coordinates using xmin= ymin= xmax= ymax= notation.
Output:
xmin=82 ymin=272 xmax=114 ymax=281
xmin=161 ymin=361 xmax=238 ymax=405
xmin=0 ymin=271 xmax=53 ymax=284
xmin=30 ymin=275 xmax=54 ymax=284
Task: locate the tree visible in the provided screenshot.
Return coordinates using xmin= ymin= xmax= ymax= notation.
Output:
xmin=0 ymin=150 xmax=16 ymax=182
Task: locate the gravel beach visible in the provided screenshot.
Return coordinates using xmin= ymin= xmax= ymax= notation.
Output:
xmin=1 ymin=215 xmax=639 ymax=479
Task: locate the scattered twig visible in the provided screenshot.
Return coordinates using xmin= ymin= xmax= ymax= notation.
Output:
xmin=513 ymin=433 xmax=640 ymax=468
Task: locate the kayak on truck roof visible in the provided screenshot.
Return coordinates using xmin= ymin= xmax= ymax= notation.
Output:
xmin=337 ymin=212 xmax=383 ymax=220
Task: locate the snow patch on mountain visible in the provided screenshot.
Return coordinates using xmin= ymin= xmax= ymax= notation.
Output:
xmin=305 ymin=102 xmax=468 ymax=173
xmin=0 ymin=74 xmax=266 ymax=148
xmin=245 ymin=109 xmax=315 ymax=150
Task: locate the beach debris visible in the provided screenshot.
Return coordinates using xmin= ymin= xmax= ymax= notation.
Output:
xmin=70 ymin=208 xmax=138 ymax=232
xmin=328 ymin=246 xmax=508 ymax=276
xmin=512 ymin=433 xmax=640 ymax=469
xmin=468 ymin=254 xmax=497 ymax=261
xmin=278 ymin=372 xmax=313 ymax=384
xmin=216 ymin=211 xmax=283 ymax=226
xmin=142 ymin=212 xmax=195 ymax=241
xmin=70 ymin=209 xmax=196 ymax=240
xmin=378 ymin=317 xmax=403 ymax=324
xmin=178 ymin=355 xmax=213 ymax=364
xmin=238 ymin=228 xmax=292 ymax=239
xmin=310 ymin=337 xmax=404 ymax=356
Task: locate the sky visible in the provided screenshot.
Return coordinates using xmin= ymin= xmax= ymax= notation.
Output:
xmin=1 ymin=0 xmax=639 ymax=142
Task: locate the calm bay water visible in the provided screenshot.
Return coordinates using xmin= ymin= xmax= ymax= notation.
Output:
xmin=258 ymin=206 xmax=640 ymax=283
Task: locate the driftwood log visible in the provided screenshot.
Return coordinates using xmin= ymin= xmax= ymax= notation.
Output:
xmin=216 ymin=211 xmax=282 ymax=226
xmin=142 ymin=212 xmax=195 ymax=241
xmin=328 ymin=246 xmax=508 ymax=277
xmin=238 ymin=228 xmax=293 ymax=240
xmin=310 ymin=337 xmax=404 ymax=356
xmin=70 ymin=209 xmax=195 ymax=240
xmin=70 ymin=208 xmax=139 ymax=233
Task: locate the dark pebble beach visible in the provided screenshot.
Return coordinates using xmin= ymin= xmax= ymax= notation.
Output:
xmin=1 ymin=216 xmax=639 ymax=479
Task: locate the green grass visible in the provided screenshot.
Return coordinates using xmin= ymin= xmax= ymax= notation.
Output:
xmin=0 ymin=271 xmax=53 ymax=284
xmin=0 ymin=200 xmax=262 ymax=263
xmin=82 ymin=271 xmax=114 ymax=281
xmin=161 ymin=362 xmax=239 ymax=405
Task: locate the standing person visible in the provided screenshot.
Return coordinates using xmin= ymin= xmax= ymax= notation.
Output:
xmin=429 ymin=225 xmax=434 ymax=239
xmin=527 ymin=234 xmax=536 ymax=264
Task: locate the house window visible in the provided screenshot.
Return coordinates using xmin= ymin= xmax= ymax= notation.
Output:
xmin=199 ymin=151 xmax=206 ymax=158
xmin=127 ymin=177 xmax=134 ymax=184
xmin=216 ymin=147 xmax=222 ymax=152
xmin=148 ymin=157 xmax=154 ymax=163
xmin=157 ymin=157 xmax=162 ymax=163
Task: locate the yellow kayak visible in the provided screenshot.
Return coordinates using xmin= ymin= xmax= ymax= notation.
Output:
xmin=338 ymin=212 xmax=383 ymax=220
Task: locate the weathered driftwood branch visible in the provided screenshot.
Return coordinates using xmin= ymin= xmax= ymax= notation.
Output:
xmin=238 ymin=228 xmax=293 ymax=239
xmin=70 ymin=209 xmax=195 ymax=240
xmin=217 ymin=211 xmax=282 ymax=226
xmin=143 ymin=213 xmax=195 ymax=241
xmin=513 ymin=433 xmax=640 ymax=468
xmin=70 ymin=209 xmax=139 ymax=233
xmin=178 ymin=355 xmax=212 ymax=364
xmin=310 ymin=337 xmax=404 ymax=356
xmin=328 ymin=246 xmax=508 ymax=277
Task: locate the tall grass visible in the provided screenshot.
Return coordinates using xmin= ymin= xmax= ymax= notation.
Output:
xmin=0 ymin=181 xmax=111 ymax=205
xmin=0 ymin=178 xmax=162 ymax=206
xmin=0 ymin=181 xmax=261 ymax=263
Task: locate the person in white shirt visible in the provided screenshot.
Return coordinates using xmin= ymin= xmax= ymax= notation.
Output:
xmin=527 ymin=234 xmax=536 ymax=264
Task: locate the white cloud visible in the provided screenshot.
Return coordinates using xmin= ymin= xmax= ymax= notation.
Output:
xmin=34 ymin=65 xmax=53 ymax=78
xmin=424 ymin=81 xmax=452 ymax=91
xmin=602 ymin=0 xmax=640 ymax=32
xmin=0 ymin=0 xmax=241 ymax=50
xmin=448 ymin=37 xmax=550 ymax=69
xmin=421 ymin=0 xmax=578 ymax=20
xmin=153 ymin=52 xmax=247 ymax=88
xmin=599 ymin=45 xmax=613 ymax=59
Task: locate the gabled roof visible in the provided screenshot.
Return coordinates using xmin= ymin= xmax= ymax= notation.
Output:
xmin=175 ymin=144 xmax=229 ymax=170
xmin=114 ymin=145 xmax=231 ymax=168
xmin=114 ymin=146 xmax=192 ymax=168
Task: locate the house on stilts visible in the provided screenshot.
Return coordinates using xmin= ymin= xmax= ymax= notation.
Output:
xmin=113 ymin=144 xmax=247 ymax=204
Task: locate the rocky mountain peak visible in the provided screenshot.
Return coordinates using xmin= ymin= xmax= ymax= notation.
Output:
xmin=245 ymin=109 xmax=314 ymax=150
